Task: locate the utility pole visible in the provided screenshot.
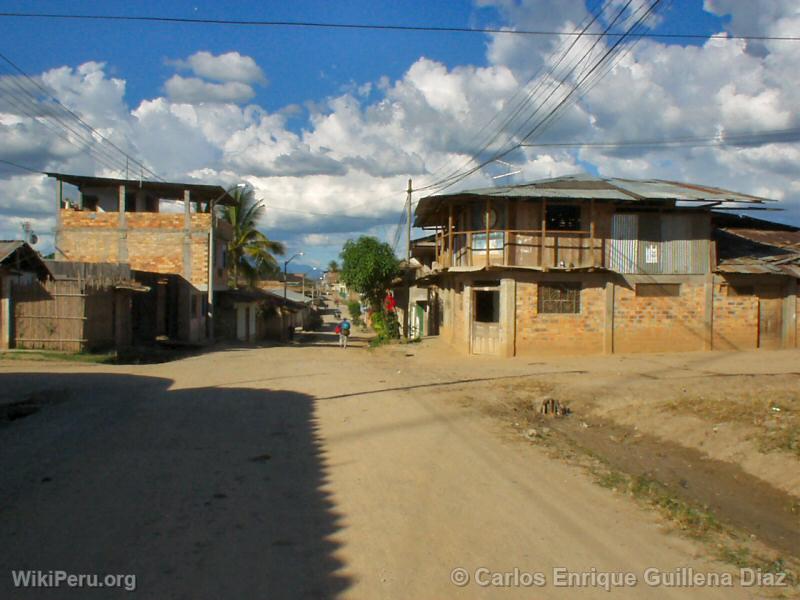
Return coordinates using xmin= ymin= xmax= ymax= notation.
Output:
xmin=404 ymin=178 xmax=412 ymax=339
xmin=406 ymin=179 xmax=412 ymax=261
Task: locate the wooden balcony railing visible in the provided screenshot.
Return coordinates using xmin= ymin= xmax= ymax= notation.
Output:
xmin=433 ymin=229 xmax=604 ymax=270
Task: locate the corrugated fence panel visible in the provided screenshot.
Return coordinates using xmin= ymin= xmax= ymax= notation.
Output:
xmin=607 ymin=213 xmax=638 ymax=273
xmin=608 ymin=213 xmax=709 ymax=274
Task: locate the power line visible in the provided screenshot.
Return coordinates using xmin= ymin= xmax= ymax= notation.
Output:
xmin=0 ymin=51 xmax=163 ymax=181
xmin=0 ymin=158 xmax=42 ymax=174
xmin=0 ymin=12 xmax=798 ymax=42
xmin=521 ymin=127 xmax=800 ymax=149
xmin=422 ymin=0 xmax=665 ymax=195
xmin=418 ymin=0 xmax=655 ymax=194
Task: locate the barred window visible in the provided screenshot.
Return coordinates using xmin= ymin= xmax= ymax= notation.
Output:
xmin=539 ymin=283 xmax=581 ymax=314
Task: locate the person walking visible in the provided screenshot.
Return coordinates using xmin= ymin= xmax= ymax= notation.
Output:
xmin=338 ymin=317 xmax=351 ymax=349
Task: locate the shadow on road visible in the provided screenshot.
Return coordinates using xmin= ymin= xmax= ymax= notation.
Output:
xmin=0 ymin=373 xmax=351 ymax=599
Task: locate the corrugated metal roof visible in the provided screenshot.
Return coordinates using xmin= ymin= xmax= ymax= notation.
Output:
xmin=0 ymin=240 xmax=23 ymax=263
xmin=46 ymin=172 xmax=239 ymax=205
xmin=260 ymin=287 xmax=312 ymax=305
xmin=0 ymin=240 xmax=50 ymax=278
xmin=720 ymin=228 xmax=800 ymax=252
xmin=415 ymin=174 xmax=773 ymax=226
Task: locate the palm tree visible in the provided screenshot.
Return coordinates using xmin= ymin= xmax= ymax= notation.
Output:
xmin=328 ymin=260 xmax=339 ymax=273
xmin=220 ymin=186 xmax=285 ymax=287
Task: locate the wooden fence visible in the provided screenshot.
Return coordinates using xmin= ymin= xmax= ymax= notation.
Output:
xmin=12 ymin=278 xmax=115 ymax=352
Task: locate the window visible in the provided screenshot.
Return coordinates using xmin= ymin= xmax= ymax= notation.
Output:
xmin=546 ymin=205 xmax=581 ymax=231
xmin=635 ymin=283 xmax=681 ymax=297
xmin=474 ymin=290 xmax=500 ymax=322
xmin=539 ymin=283 xmax=581 ymax=314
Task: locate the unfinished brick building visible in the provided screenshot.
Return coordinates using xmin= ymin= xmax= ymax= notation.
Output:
xmin=411 ymin=175 xmax=799 ymax=357
xmin=50 ymin=173 xmax=236 ymax=343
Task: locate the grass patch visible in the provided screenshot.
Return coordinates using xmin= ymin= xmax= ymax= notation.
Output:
xmin=588 ymin=464 xmax=722 ymax=539
xmin=663 ymin=389 xmax=800 ymax=458
xmin=0 ymin=350 xmax=116 ymax=364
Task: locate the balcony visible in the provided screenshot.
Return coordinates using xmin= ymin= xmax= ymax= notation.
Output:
xmin=433 ymin=228 xmax=604 ymax=270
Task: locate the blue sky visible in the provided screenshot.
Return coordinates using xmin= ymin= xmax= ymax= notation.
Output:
xmin=0 ymin=1 xmax=797 ymax=268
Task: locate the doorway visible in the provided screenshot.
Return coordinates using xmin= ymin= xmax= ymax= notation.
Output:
xmin=471 ymin=288 xmax=500 ymax=355
xmin=757 ymin=286 xmax=782 ymax=349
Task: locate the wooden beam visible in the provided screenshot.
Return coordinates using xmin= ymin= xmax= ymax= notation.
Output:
xmin=540 ymin=198 xmax=547 ymax=270
xmin=448 ymin=204 xmax=454 ymax=268
xmin=485 ymin=198 xmax=491 ymax=267
xmin=590 ymin=198 xmax=596 ymax=268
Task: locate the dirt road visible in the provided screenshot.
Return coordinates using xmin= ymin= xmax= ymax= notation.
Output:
xmin=1 ymin=328 xmax=796 ymax=598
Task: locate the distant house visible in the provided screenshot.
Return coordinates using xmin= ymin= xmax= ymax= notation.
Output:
xmin=0 ymin=241 xmax=50 ymax=349
xmin=49 ymin=173 xmax=237 ymax=344
xmin=409 ymin=175 xmax=799 ymax=356
xmin=216 ymin=287 xmax=314 ymax=343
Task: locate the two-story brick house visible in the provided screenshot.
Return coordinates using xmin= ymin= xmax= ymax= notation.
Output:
xmin=411 ymin=174 xmax=799 ymax=356
xmin=49 ymin=173 xmax=236 ymax=343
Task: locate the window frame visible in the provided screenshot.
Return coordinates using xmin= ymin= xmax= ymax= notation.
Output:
xmin=538 ymin=282 xmax=581 ymax=314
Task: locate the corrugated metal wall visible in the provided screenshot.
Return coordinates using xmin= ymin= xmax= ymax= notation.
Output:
xmin=607 ymin=213 xmax=709 ymax=274
xmin=607 ymin=213 xmax=638 ymax=272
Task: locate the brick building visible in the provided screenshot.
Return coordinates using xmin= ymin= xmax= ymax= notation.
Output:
xmin=410 ymin=175 xmax=799 ymax=357
xmin=49 ymin=173 xmax=236 ymax=343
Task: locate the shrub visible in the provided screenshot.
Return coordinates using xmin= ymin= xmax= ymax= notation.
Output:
xmin=371 ymin=308 xmax=400 ymax=341
xmin=347 ymin=300 xmax=362 ymax=321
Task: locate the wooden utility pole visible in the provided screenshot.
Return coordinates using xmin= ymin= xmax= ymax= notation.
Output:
xmin=406 ymin=179 xmax=412 ymax=261
xmin=404 ymin=179 xmax=413 ymax=338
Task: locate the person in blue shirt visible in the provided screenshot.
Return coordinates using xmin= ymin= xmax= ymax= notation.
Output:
xmin=338 ymin=317 xmax=351 ymax=348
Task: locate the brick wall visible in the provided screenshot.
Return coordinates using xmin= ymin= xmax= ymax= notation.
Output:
xmin=515 ymin=280 xmax=605 ymax=355
xmin=712 ymin=283 xmax=758 ymax=350
xmin=57 ymin=210 xmax=225 ymax=287
xmin=613 ymin=281 xmax=705 ymax=353
xmin=59 ymin=230 xmax=120 ymax=263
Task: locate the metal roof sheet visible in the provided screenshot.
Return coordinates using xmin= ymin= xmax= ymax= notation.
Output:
xmin=0 ymin=240 xmax=50 ymax=278
xmin=415 ymin=174 xmax=773 ymax=226
xmin=46 ymin=172 xmax=239 ymax=205
xmin=0 ymin=240 xmax=23 ymax=263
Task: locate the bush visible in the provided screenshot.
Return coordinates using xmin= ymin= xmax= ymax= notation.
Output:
xmin=371 ymin=309 xmax=400 ymax=341
xmin=347 ymin=300 xmax=361 ymax=321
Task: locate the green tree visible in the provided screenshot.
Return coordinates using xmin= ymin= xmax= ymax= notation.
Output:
xmin=340 ymin=236 xmax=399 ymax=310
xmin=220 ymin=186 xmax=286 ymax=287
xmin=327 ymin=260 xmax=339 ymax=272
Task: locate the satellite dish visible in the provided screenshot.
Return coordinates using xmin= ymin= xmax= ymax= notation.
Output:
xmin=29 ymin=234 xmax=38 ymax=245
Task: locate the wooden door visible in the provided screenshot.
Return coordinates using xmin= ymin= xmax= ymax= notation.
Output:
xmin=471 ymin=289 xmax=500 ymax=355
xmin=758 ymin=287 xmax=782 ymax=349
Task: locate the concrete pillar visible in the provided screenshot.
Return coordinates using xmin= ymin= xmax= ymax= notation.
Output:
xmin=704 ymin=272 xmax=714 ymax=351
xmin=182 ymin=190 xmax=192 ymax=281
xmin=118 ymin=184 xmax=128 ymax=262
xmin=0 ymin=275 xmax=10 ymax=350
xmin=464 ymin=283 xmax=472 ymax=353
xmin=603 ymin=279 xmax=614 ymax=355
xmin=500 ymin=278 xmax=516 ymax=357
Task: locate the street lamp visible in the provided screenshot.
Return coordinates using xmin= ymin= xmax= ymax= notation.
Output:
xmin=207 ymin=182 xmax=246 ymax=341
xmin=301 ymin=267 xmax=317 ymax=298
xmin=283 ymin=251 xmax=304 ymax=305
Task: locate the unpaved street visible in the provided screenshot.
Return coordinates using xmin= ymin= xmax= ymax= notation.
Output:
xmin=1 ymin=329 xmax=797 ymax=598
